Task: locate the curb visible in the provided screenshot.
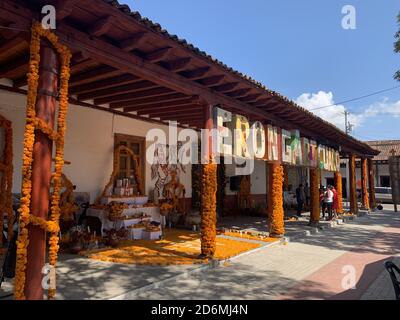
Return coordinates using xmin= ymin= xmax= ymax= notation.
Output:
xmin=109 ymin=237 xmax=285 ymax=300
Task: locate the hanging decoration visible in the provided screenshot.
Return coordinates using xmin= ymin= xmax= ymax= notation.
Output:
xmin=269 ymin=164 xmax=284 ymax=237
xmin=58 ymin=173 xmax=78 ymax=222
xmin=0 ymin=115 xmax=13 ymax=241
xmin=14 ymin=21 xmax=72 ymax=300
xmin=200 ymin=163 xmax=217 ymax=257
xmin=95 ymin=145 xmax=143 ymax=204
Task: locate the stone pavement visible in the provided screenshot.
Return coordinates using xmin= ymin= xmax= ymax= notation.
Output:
xmin=129 ymin=205 xmax=400 ymax=300
xmin=1 ymin=205 xmax=398 ymax=300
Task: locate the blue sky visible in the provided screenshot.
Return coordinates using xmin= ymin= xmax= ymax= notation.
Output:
xmin=127 ymin=0 xmax=400 ymax=141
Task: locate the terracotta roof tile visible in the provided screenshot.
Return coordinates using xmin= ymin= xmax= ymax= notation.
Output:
xmin=364 ymin=140 xmax=400 ymax=161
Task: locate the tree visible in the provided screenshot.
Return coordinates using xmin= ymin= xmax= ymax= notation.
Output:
xmin=395 ymin=13 xmax=400 ymax=81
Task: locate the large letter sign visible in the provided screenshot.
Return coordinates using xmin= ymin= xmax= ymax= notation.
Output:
xmin=267 ymin=125 xmax=279 ymax=161
xmin=281 ymin=129 xmax=292 ymax=163
xmin=214 ymin=107 xmax=232 ymax=156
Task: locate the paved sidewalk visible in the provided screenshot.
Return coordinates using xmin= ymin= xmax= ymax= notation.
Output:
xmin=1 ymin=206 xmax=398 ymax=300
xmin=130 ymin=207 xmax=400 ymax=300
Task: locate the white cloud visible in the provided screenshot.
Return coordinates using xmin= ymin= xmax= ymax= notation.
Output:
xmin=295 ymin=91 xmax=400 ymax=133
xmin=362 ymin=99 xmax=400 ymax=118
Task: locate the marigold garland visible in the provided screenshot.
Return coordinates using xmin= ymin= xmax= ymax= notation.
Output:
xmin=268 ymin=164 xmax=284 ymax=237
xmin=334 ymin=171 xmax=343 ymax=214
xmin=95 ymin=145 xmax=143 ymax=204
xmin=0 ymin=116 xmax=13 ymax=241
xmin=309 ymin=168 xmax=320 ymax=224
xmin=361 ymin=158 xmax=370 ymax=210
xmin=349 ymin=155 xmax=358 ymax=214
xmin=58 ymin=173 xmax=78 ymax=221
xmin=200 ymin=163 xmax=217 ymax=257
xmin=14 ymin=21 xmax=71 ymax=300
xmin=368 ymin=158 xmax=376 ymax=209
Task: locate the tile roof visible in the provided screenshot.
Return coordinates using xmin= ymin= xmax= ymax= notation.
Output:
xmin=364 ymin=140 xmax=400 ymax=161
xmin=101 ymin=0 xmax=378 ymax=155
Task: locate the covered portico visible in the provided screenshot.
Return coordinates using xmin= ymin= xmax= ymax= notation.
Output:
xmin=0 ymin=0 xmax=379 ymax=300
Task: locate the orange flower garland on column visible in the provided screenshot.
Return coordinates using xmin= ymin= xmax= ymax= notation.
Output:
xmin=368 ymin=158 xmax=376 ymax=209
xmin=361 ymin=158 xmax=370 ymax=210
xmin=0 ymin=116 xmax=13 ymax=241
xmin=268 ymin=164 xmax=284 ymax=237
xmin=309 ymin=168 xmax=320 ymax=226
xmin=334 ymin=171 xmax=343 ymax=214
xmin=14 ymin=21 xmax=71 ymax=300
xmin=349 ymin=155 xmax=358 ymax=214
xmin=200 ymin=163 xmax=217 ymax=258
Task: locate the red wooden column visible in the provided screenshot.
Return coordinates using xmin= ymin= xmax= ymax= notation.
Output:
xmin=349 ymin=154 xmax=358 ymax=214
xmin=267 ymin=128 xmax=284 ymax=237
xmin=200 ymin=105 xmax=217 ymax=258
xmin=368 ymin=158 xmax=376 ymax=210
xmin=268 ymin=163 xmax=285 ymax=237
xmin=25 ymin=40 xmax=59 ymax=300
xmin=309 ymin=167 xmax=320 ymax=227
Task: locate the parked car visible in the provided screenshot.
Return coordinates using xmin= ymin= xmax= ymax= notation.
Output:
xmin=375 ymin=187 xmax=393 ymax=204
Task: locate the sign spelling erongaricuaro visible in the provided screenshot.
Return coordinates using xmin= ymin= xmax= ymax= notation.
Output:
xmin=214 ymin=107 xmax=340 ymax=171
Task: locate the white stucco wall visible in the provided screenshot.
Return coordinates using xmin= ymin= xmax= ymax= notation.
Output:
xmin=0 ymin=89 xmax=192 ymax=202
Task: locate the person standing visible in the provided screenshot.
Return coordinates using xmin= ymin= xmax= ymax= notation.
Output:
xmin=304 ymin=182 xmax=310 ymax=208
xmin=324 ymin=186 xmax=334 ymax=221
xmin=319 ymin=186 xmax=326 ymax=219
xmin=296 ymin=184 xmax=306 ymax=217
xmin=331 ymin=185 xmax=338 ymax=219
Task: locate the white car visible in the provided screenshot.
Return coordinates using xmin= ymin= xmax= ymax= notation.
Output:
xmin=375 ymin=187 xmax=393 ymax=204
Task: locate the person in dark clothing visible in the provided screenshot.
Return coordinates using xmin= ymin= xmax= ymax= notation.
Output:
xmin=296 ymin=184 xmax=306 ymax=217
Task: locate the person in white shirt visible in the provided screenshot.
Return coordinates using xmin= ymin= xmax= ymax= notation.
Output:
xmin=324 ymin=186 xmax=334 ymax=221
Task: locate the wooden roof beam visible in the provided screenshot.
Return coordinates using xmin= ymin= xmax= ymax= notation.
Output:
xmin=69 ymin=65 xmax=118 ymax=85
xmin=137 ymin=104 xmax=200 ymax=116
xmin=137 ymin=100 xmax=201 ymax=116
xmin=0 ymin=23 xmax=21 ymax=40
xmin=211 ymin=82 xmax=240 ymax=93
xmin=144 ymin=47 xmax=172 ymax=62
xmin=55 ymin=0 xmax=79 ymax=21
xmin=113 ymin=93 xmax=188 ymax=109
xmin=124 ymin=96 xmax=199 ymax=112
xmin=78 ymin=80 xmax=159 ymax=100
xmin=95 ymin=87 xmax=174 ymax=105
xmin=240 ymin=93 xmax=263 ymax=103
xmin=88 ymin=16 xmax=113 ymax=37
xmin=71 ymin=51 xmax=89 ymax=64
xmin=180 ymin=67 xmax=210 ymax=80
xmin=147 ymin=109 xmax=204 ymax=120
xmin=119 ymin=32 xmax=147 ymax=51
xmin=161 ymin=57 xmax=192 ymax=72
xmin=226 ymin=88 xmax=252 ymax=98
xmin=0 ymin=35 xmax=27 ymax=56
xmin=70 ymin=74 xmax=140 ymax=94
xmin=198 ymin=75 xmax=225 ymax=86
xmin=0 ymin=54 xmax=29 ymax=79
xmin=160 ymin=114 xmax=204 ymax=122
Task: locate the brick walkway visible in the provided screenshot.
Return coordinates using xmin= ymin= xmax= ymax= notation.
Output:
xmin=131 ymin=205 xmax=400 ymax=300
